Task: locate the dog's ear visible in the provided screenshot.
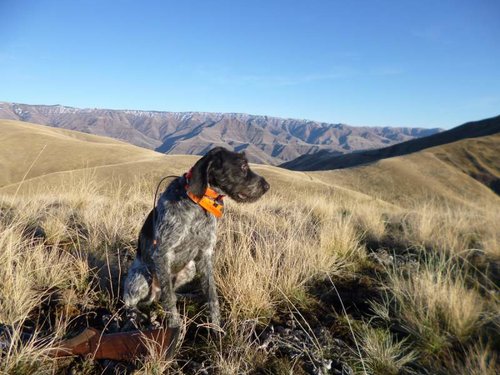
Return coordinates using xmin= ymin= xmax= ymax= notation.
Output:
xmin=188 ymin=156 xmax=212 ymax=198
xmin=188 ymin=148 xmax=225 ymax=198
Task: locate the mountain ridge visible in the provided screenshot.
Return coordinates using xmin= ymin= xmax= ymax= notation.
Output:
xmin=281 ymin=115 xmax=500 ymax=170
xmin=0 ymin=102 xmax=441 ymax=164
xmin=281 ymin=115 xmax=500 ymax=196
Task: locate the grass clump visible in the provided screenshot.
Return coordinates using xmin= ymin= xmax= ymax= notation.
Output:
xmin=351 ymin=322 xmax=417 ymax=375
xmin=376 ymin=255 xmax=488 ymax=360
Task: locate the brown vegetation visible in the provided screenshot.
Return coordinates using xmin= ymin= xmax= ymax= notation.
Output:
xmin=0 ymin=120 xmax=498 ymax=374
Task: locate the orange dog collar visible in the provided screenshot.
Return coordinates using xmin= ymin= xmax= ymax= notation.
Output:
xmin=186 ymin=189 xmax=224 ymax=218
xmin=185 ymin=170 xmax=224 ymax=218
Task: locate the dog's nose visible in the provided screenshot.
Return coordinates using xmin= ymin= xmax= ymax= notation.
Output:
xmin=262 ymin=180 xmax=270 ymax=192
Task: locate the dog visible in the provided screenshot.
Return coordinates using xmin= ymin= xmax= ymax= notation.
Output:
xmin=123 ymin=147 xmax=270 ymax=328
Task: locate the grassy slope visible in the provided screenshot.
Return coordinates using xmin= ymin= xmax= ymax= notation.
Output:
xmin=2 ymin=119 xmax=498 ymax=209
xmin=0 ymin=120 xmax=167 ymax=187
xmin=432 ymin=133 xmax=500 ymax=194
xmin=281 ymin=114 xmax=500 ymax=171
xmin=0 ymin=120 xmax=379 ymax=205
xmin=0 ymin=120 xmax=498 ymax=374
xmin=310 ymin=133 xmax=500 ymax=209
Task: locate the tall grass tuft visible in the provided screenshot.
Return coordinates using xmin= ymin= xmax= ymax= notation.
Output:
xmin=378 ymin=255 xmax=487 ymax=357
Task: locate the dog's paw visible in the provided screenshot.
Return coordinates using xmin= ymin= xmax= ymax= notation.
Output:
xmin=203 ymin=312 xmax=225 ymax=335
xmin=165 ymin=310 xmax=182 ymax=329
xmin=122 ymin=308 xmax=148 ymax=331
xmin=121 ymin=317 xmax=140 ymax=332
xmin=102 ymin=313 xmax=121 ymax=333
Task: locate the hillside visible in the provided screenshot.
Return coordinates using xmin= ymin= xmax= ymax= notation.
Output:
xmin=312 ymin=133 xmax=500 ymax=209
xmin=0 ymin=102 xmax=441 ymax=165
xmin=0 ymin=121 xmax=500 ymax=375
xmin=0 ymin=119 xmax=498 ymax=374
xmin=3 ymin=118 xmax=498 ymax=222
xmin=431 ymin=134 xmax=500 ymax=194
xmin=0 ymin=120 xmax=363 ymax=202
xmin=2 ymin=119 xmax=498 ymax=209
xmin=282 ymin=115 xmax=500 ymax=171
xmin=0 ymin=119 xmax=168 ymax=189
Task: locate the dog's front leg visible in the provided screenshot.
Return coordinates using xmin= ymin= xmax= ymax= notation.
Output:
xmin=152 ymin=250 xmax=180 ymax=328
xmin=198 ymin=247 xmax=221 ymax=328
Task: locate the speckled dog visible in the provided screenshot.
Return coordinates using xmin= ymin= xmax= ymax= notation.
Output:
xmin=123 ymin=147 xmax=270 ymax=328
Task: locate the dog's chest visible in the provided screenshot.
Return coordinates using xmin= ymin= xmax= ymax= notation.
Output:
xmin=157 ymin=199 xmax=217 ymax=271
xmin=173 ymin=216 xmax=216 ymax=269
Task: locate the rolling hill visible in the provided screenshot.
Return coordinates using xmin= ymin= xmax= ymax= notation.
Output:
xmin=281 ymin=115 xmax=500 ymax=171
xmin=0 ymin=119 xmax=167 ymax=189
xmin=0 ymin=119 xmax=356 ymax=201
xmin=312 ymin=135 xmax=500 ymax=208
xmin=1 ymin=119 xmax=498 ymax=209
xmin=281 ymin=115 xmax=500 ymax=200
xmin=0 ymin=102 xmax=441 ymax=165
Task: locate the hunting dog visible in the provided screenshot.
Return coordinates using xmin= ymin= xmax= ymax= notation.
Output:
xmin=123 ymin=147 xmax=270 ymax=328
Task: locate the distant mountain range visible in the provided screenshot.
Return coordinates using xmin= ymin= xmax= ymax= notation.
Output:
xmin=0 ymin=102 xmax=441 ymax=164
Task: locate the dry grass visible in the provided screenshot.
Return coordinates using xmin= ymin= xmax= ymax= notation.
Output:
xmin=400 ymin=200 xmax=499 ymax=257
xmin=351 ymin=323 xmax=417 ymax=375
xmin=444 ymin=342 xmax=499 ymax=375
xmin=374 ymin=255 xmax=489 ymax=359
xmin=216 ymin=193 xmax=362 ymax=325
xmin=0 ymin=219 xmax=90 ymax=327
xmin=0 ymin=167 xmax=498 ymax=373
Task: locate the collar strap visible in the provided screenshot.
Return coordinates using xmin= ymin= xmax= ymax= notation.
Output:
xmin=185 ymin=170 xmax=225 ymax=218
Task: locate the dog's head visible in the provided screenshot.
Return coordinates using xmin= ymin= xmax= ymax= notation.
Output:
xmin=187 ymin=147 xmax=270 ymax=203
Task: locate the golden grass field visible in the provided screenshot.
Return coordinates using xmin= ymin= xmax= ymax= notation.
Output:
xmin=0 ymin=120 xmax=499 ymax=374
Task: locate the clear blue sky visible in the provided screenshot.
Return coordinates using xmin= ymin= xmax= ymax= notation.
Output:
xmin=1 ymin=0 xmax=499 ymax=128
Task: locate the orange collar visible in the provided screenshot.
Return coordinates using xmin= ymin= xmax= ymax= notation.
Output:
xmin=185 ymin=171 xmax=224 ymax=218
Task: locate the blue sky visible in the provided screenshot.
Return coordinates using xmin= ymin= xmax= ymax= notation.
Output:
xmin=1 ymin=0 xmax=499 ymax=128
